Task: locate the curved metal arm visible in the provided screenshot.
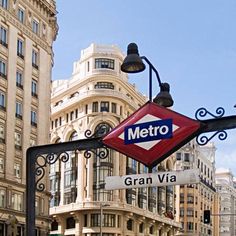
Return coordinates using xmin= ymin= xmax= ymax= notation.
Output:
xmin=141 ymin=56 xmax=162 ymax=101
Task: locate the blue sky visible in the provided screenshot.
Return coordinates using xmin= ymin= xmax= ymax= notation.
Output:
xmin=53 ymin=0 xmax=236 ymax=174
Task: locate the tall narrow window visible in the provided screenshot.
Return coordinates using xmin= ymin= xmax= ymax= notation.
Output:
xmin=111 ymin=103 xmax=116 ymax=113
xmin=0 ymin=90 xmax=6 ymax=110
xmin=32 ymin=19 xmax=39 ymax=34
xmin=92 ymin=102 xmax=98 ymax=112
xmin=0 ymin=157 xmax=4 ymax=172
xmin=0 ymin=189 xmax=6 ymax=207
xmin=18 ymin=7 xmax=25 ymax=23
xmin=0 ymin=26 xmax=7 ymax=47
xmin=32 ymin=50 xmax=39 ymax=69
xmin=14 ymin=132 xmax=22 ymax=149
xmin=0 ymin=0 xmax=8 ymax=9
xmin=100 ymin=101 xmax=109 ymax=112
xmin=16 ymin=71 xmax=23 ymax=88
xmin=11 ymin=192 xmax=23 ymax=211
xmin=0 ymin=59 xmax=7 ymax=79
xmin=0 ymin=125 xmax=4 ymax=143
xmin=15 ymin=101 xmax=23 ymax=119
xmin=31 ymin=110 xmax=37 ymax=127
xmin=31 ymin=80 xmax=38 ymax=97
xmin=17 ymin=39 xmax=24 ymax=59
xmin=93 ymin=123 xmax=113 ymax=201
xmin=14 ymin=162 xmax=21 ymax=178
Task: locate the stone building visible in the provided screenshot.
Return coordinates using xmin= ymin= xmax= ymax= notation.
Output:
xmin=49 ymin=43 xmax=181 ymax=236
xmin=175 ymin=141 xmax=219 ymax=236
xmin=216 ymin=168 xmax=236 ymax=235
xmin=0 ymin=0 xmax=57 ymax=234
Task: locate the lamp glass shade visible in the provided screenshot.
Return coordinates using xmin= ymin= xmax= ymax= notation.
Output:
xmin=153 ymin=83 xmax=174 ymax=107
xmin=121 ymin=43 xmax=145 ymax=73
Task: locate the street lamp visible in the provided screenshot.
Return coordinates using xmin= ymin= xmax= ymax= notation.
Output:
xmin=121 ymin=43 xmax=174 ymax=107
xmin=100 ymin=203 xmax=110 ymax=236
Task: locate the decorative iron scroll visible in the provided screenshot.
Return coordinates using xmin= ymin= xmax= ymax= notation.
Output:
xmin=195 ymin=107 xmax=227 ymax=145
xmin=195 ymin=107 xmax=225 ymax=120
xmin=85 ymin=122 xmax=111 ymax=138
xmin=196 ymin=130 xmax=227 ymax=146
xmin=35 ymin=152 xmax=70 ymax=191
xmin=84 ymin=147 xmax=109 ymax=159
xmin=35 ymin=123 xmax=111 ymax=192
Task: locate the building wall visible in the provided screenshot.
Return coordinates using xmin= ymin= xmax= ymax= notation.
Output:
xmin=216 ymin=168 xmax=236 ymax=236
xmin=175 ymin=141 xmax=219 ymax=236
xmin=49 ymin=43 xmax=181 ymax=236
xmin=0 ymin=0 xmax=57 ymax=235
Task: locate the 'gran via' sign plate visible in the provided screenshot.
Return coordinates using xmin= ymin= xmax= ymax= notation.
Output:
xmin=102 ymin=102 xmax=201 ymax=167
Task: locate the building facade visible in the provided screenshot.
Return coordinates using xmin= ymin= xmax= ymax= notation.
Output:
xmin=50 ymin=43 xmax=181 ymax=236
xmin=175 ymin=141 xmax=219 ymax=236
xmin=0 ymin=0 xmax=57 ymax=235
xmin=215 ymin=168 xmax=236 ymax=235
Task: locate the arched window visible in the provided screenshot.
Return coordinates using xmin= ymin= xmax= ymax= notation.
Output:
xmin=93 ymin=123 xmax=113 ymax=201
xmin=49 ymin=138 xmax=61 ymax=207
xmin=64 ymin=131 xmax=78 ymax=204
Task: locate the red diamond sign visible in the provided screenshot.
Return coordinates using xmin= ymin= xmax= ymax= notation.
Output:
xmin=103 ymin=102 xmax=201 ymax=167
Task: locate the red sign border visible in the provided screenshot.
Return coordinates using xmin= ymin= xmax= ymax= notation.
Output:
xmin=103 ymin=102 xmax=202 ymax=167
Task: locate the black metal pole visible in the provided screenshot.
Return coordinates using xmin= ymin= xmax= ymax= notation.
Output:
xmin=25 ymin=137 xmax=104 ymax=235
xmin=26 ymin=148 xmax=36 ymax=236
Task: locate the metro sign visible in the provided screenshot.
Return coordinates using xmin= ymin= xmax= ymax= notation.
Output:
xmin=103 ymin=102 xmax=201 ymax=167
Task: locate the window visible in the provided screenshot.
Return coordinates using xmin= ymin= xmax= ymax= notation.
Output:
xmin=32 ymin=50 xmax=39 ymax=69
xmin=0 ymin=90 xmax=6 ymax=110
xmin=91 ymin=214 xmax=100 ymax=227
xmin=95 ymin=58 xmax=114 ymax=69
xmin=14 ymin=132 xmax=22 ymax=149
xmin=51 ymin=220 xmax=58 ymax=231
xmin=0 ymin=26 xmax=7 ymax=47
xmin=17 ymin=39 xmax=24 ymax=59
xmin=149 ymin=225 xmax=154 ymax=234
xmin=176 ymin=152 xmax=181 ymax=161
xmin=111 ymin=103 xmax=116 ymax=113
xmin=11 ymin=192 xmax=23 ymax=211
xmin=187 ymin=222 xmax=194 ymax=231
xmin=139 ymin=223 xmax=144 ymax=233
xmin=0 ymin=157 xmax=4 ymax=172
xmin=0 ymin=0 xmax=8 ymax=9
xmin=127 ymin=219 xmax=133 ymax=231
xmin=31 ymin=80 xmax=38 ymax=97
xmin=18 ymin=7 xmax=25 ymax=23
xmin=16 ymin=101 xmax=23 ymax=119
xmin=16 ymin=71 xmax=23 ymax=88
xmin=92 ymin=102 xmax=98 ymax=112
xmin=66 ymin=217 xmax=75 ymax=229
xmin=0 ymin=189 xmax=6 ymax=207
xmin=14 ymin=162 xmax=21 ymax=178
xmin=31 ymin=110 xmax=37 ymax=127
xmin=0 ymin=59 xmax=7 ymax=79
xmin=0 ymin=125 xmax=4 ymax=143
xmin=103 ymin=214 xmax=115 ymax=227
xmin=180 ymin=208 xmax=184 ymax=217
xmin=184 ymin=153 xmax=190 ymax=162
xmin=94 ymin=82 xmax=114 ymax=89
xmin=101 ymin=101 xmax=109 ymax=112
xmin=32 ymin=19 xmax=39 ymax=34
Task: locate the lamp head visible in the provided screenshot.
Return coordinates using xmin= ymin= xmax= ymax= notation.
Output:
xmin=121 ymin=43 xmax=146 ymax=73
xmin=153 ymin=83 xmax=174 ymax=108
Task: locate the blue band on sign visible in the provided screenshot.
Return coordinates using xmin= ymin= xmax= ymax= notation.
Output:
xmin=124 ymin=119 xmax=173 ymax=145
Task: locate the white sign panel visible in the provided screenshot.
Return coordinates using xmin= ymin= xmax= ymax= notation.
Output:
xmin=105 ymin=169 xmax=200 ymax=190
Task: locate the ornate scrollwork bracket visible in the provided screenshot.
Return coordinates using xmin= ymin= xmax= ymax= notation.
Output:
xmin=84 ymin=122 xmax=110 ymax=160
xmin=35 ymin=123 xmax=111 ymax=191
xmin=195 ymin=107 xmax=227 ymax=145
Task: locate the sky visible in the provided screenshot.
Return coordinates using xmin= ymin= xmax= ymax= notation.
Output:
xmin=52 ymin=0 xmax=236 ymax=174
